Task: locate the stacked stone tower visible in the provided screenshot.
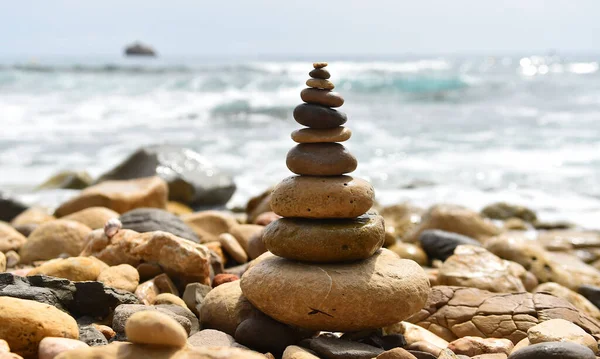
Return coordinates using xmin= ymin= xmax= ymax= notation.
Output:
xmin=240 ymin=63 xmax=430 ymax=332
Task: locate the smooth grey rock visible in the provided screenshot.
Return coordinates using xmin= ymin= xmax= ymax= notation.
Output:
xmin=182 ymin=282 xmax=212 ymax=317
xmin=96 ymin=145 xmax=236 ymax=206
xmin=119 ymin=207 xmax=199 ymax=242
xmin=578 ymin=284 xmax=600 ymax=309
xmin=188 ymin=329 xmax=236 ymax=347
xmin=419 ymin=229 xmax=481 ymax=261
xmin=508 ymin=341 xmax=595 ymax=359
xmin=77 ymin=317 xmax=108 ymax=346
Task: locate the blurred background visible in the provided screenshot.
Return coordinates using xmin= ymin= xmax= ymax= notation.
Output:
xmin=1 ymin=0 xmax=599 ymax=228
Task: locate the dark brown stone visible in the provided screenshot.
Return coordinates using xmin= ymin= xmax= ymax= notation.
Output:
xmin=286 ymin=143 xmax=357 ymax=176
xmin=301 ymin=88 xmax=344 ymax=107
xmin=310 ymin=67 xmax=331 ymax=79
xmin=293 ymin=103 xmax=347 ymax=129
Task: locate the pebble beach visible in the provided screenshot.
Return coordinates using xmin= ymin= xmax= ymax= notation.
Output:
xmin=0 ymin=60 xmax=600 ymax=359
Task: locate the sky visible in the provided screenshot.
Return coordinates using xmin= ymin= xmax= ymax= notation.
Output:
xmin=1 ymin=0 xmax=599 ymax=57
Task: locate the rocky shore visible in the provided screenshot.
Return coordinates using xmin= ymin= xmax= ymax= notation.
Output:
xmin=0 ymin=63 xmax=599 ymax=359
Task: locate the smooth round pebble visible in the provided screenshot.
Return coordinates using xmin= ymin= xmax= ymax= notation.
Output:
xmin=291 ymin=126 xmax=351 ymax=143
xmin=301 ymin=88 xmax=344 ymax=107
xmin=270 ymin=175 xmax=374 ymax=218
xmin=240 ymin=249 xmax=430 ymax=331
xmin=309 ymin=67 xmax=331 ymax=79
xmin=97 ymin=264 xmax=140 ymax=292
xmin=263 ymin=213 xmax=385 ymax=262
xmin=507 ymin=341 xmax=595 ymax=359
xmin=125 ymin=310 xmax=187 ymax=348
xmin=293 ymin=103 xmax=347 ymax=129
xmin=153 ymin=293 xmax=187 ymax=308
xmin=286 ymin=143 xmax=357 ymax=176
xmin=38 ymin=337 xmax=88 ymax=359
xmin=313 ymin=62 xmax=328 ymax=68
xmin=306 ymin=78 xmax=334 ymax=90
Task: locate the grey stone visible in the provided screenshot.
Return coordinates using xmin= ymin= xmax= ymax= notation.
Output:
xmin=0 ymin=192 xmax=27 ymax=222
xmin=183 ymin=282 xmax=212 ymax=317
xmin=507 ymin=341 xmax=595 ymax=359
xmin=0 ymin=273 xmax=75 ymax=311
xmin=578 ymin=284 xmax=600 ymax=309
xmin=304 ymin=336 xmax=384 ymax=359
xmin=235 ymin=314 xmax=310 ymax=356
xmin=156 ymin=304 xmax=199 ymax=334
xmin=77 ymin=317 xmax=108 ymax=347
xmin=119 ymin=208 xmax=199 ymax=242
xmin=188 ymin=329 xmax=236 ymax=347
xmin=71 ymin=281 xmax=139 ymax=318
xmin=96 ymin=145 xmax=236 ymax=206
xmin=112 ymin=304 xmax=193 ymax=339
xmin=419 ymin=229 xmax=481 ymax=261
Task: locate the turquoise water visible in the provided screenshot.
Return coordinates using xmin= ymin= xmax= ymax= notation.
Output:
xmin=0 ymin=54 xmax=599 ymax=228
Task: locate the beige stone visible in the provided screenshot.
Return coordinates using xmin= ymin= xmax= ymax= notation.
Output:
xmin=62 ymin=207 xmax=119 ymax=229
xmin=0 ymin=252 xmax=5 ymax=272
xmin=282 ymin=345 xmax=320 ymax=359
xmin=306 ymin=78 xmax=334 ymax=90
xmin=97 ymin=264 xmax=140 ymax=292
xmin=200 ymin=280 xmax=258 ymax=336
xmin=405 ymin=204 xmax=500 ymax=243
xmin=80 ymin=229 xmax=145 ymax=266
xmin=387 ymin=242 xmax=428 ymax=266
xmin=245 ymin=187 xmax=273 ymax=224
xmin=405 ymin=341 xmax=442 ymax=356
xmin=534 ymin=282 xmax=600 ymax=321
xmin=125 ymin=311 xmax=187 ymax=347
xmin=407 ymin=286 xmax=600 ymax=344
xmin=527 ymin=318 xmax=598 ymax=353
xmin=538 ymin=230 xmax=600 ymax=249
xmin=55 ymin=176 xmax=168 ymax=216
xmin=291 ymin=127 xmax=351 ymax=144
xmin=54 ymin=342 xmax=266 ymax=359
xmin=383 ymin=321 xmax=449 ymax=348
xmin=38 ymin=337 xmax=89 ymax=359
xmin=0 ymin=222 xmax=26 ymax=253
xmin=135 ymin=278 xmax=160 ymax=305
xmin=263 ymin=213 xmax=385 ymax=262
xmin=182 ymin=211 xmax=239 ymax=243
xmin=166 ymin=201 xmax=193 ymax=216
xmin=241 ymin=249 xmax=430 ymax=332
xmin=0 ymin=339 xmax=8 ymax=352
xmin=153 ymin=293 xmax=187 ymax=308
xmin=0 ymin=297 xmax=78 ymax=358
xmin=229 ymin=224 xmax=263 ymax=253
xmin=19 ymin=220 xmax=92 ymax=263
xmin=447 ymin=336 xmax=514 ymax=357
xmin=286 ymin=143 xmax=357 ymax=176
xmin=218 ymin=233 xmax=248 ymax=263
xmin=28 ymin=256 xmax=108 ymax=281
xmin=438 ymin=245 xmax=527 ymax=293
xmin=10 ymin=207 xmax=55 ymax=227
xmin=510 ymin=338 xmax=530 ymax=354
xmin=504 ymin=218 xmax=529 ymax=231
xmin=300 ymin=88 xmax=344 ymax=107
xmin=271 ymin=175 xmax=374 ymax=219
xmin=376 ymin=348 xmax=417 ymax=359
xmin=380 ymin=203 xmax=424 ymax=241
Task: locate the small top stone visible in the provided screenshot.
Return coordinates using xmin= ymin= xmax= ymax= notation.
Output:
xmin=313 ymin=62 xmax=328 ymax=68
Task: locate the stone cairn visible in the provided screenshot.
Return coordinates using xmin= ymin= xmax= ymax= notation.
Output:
xmin=240 ymin=63 xmax=430 ymax=332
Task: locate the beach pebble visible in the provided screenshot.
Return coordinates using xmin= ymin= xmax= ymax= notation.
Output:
xmin=10 ymin=207 xmax=54 ymax=227
xmin=247 ymin=231 xmax=267 ymax=259
xmin=384 ymin=322 xmax=449 ymax=349
xmin=219 ymin=233 xmax=248 ymax=263
xmin=291 ymin=126 xmax=351 ymax=143
xmin=182 ymin=210 xmax=239 ymax=243
xmin=405 ymin=341 xmax=442 ymax=357
xmin=27 ymin=256 xmax=108 ymax=281
xmin=97 ymin=264 xmax=139 ymax=292
xmin=54 ymin=176 xmax=168 ymax=216
xmin=526 ymin=318 xmax=598 ymax=353
xmin=153 ymin=293 xmax=187 ymax=308
xmin=0 ymin=340 xmax=8 ymax=352
xmin=38 ymin=337 xmax=89 ymax=359
xmin=309 ymin=67 xmax=330 ymax=79
xmin=125 ymin=310 xmax=187 ymax=347
xmin=63 ymin=207 xmax=119 ymax=230
xmin=313 ymin=62 xmax=328 ymax=68
xmin=103 ymin=218 xmax=121 ymax=238
xmin=376 ymin=348 xmax=417 ymax=359
xmin=387 ymin=242 xmax=428 ymax=266
xmin=263 ymin=213 xmax=385 ymax=263
xmin=0 ymin=297 xmax=78 ymax=358
xmin=507 ymin=341 xmax=595 ymax=359
xmin=253 ymin=211 xmax=280 ymax=226
xmin=229 ymin=224 xmax=263 ymax=253
xmin=19 ymin=220 xmax=91 ymax=263
xmin=213 ymin=273 xmax=239 ymax=287
xmin=119 ymin=207 xmax=199 ymax=242
xmin=93 ymin=324 xmax=116 ymax=341
xmin=286 ymin=143 xmax=357 ymax=176
xmin=241 ymin=249 xmax=429 ymax=332
xmin=534 ymin=282 xmax=600 ymax=321
xmin=271 ymin=175 xmax=374 ymax=219
xmin=0 ymin=222 xmax=26 ymax=253
xmin=306 ymin=78 xmax=335 ymax=90
xmin=200 ymin=280 xmax=258 ymax=336
xmin=188 ymin=329 xmax=237 ymax=347
xmin=113 ymin=304 xmax=195 ymax=338
xmin=283 ymin=345 xmax=320 ymax=359
xmin=235 ymin=315 xmax=311 ymax=356
xmin=0 ymin=252 xmax=5 ymax=272
xmin=293 ymin=103 xmax=347 ymax=128
xmin=419 ymin=229 xmax=481 ymax=261
xmin=182 ymin=282 xmax=212 ymax=316
xmin=304 ymin=336 xmax=384 ymax=359
xmin=481 ymin=202 xmax=537 ymax=222
xmin=301 ymin=88 xmax=345 ymax=107
xmin=135 ymin=278 xmax=160 ymax=305
xmin=448 ymin=336 xmax=514 ymax=357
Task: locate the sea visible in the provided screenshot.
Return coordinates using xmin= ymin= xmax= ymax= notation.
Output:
xmin=0 ymin=54 xmax=599 ymax=229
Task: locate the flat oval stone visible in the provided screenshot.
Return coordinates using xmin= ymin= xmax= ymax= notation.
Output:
xmin=286 ymin=143 xmax=357 ymax=176
xmin=270 ymin=175 xmax=374 ymax=218
xmin=291 ymin=127 xmax=351 ymax=143
xmin=301 ymin=88 xmax=344 ymax=108
xmin=293 ymin=104 xmax=347 ymax=129
xmin=508 ymin=341 xmax=595 ymax=359
xmin=263 ymin=213 xmax=385 ymax=262
xmin=306 ymin=78 xmax=335 ymax=90
xmin=309 ymin=68 xmax=331 ymax=79
xmin=240 ymin=249 xmax=430 ymax=332
xmin=313 ymin=62 xmax=328 ymax=68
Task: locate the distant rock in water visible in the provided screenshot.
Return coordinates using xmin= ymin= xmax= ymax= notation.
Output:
xmin=124 ymin=42 xmax=156 ymax=57
xmin=96 ymin=145 xmax=236 ymax=207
